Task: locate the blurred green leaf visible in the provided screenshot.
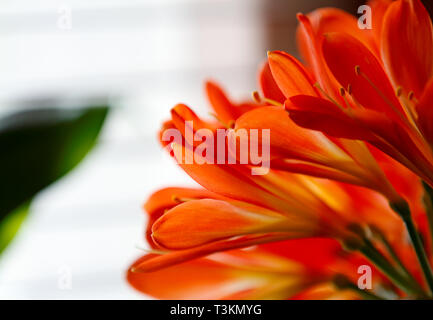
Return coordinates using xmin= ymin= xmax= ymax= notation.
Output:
xmin=0 ymin=106 xmax=108 ymax=252
xmin=0 ymin=201 xmax=30 ymax=255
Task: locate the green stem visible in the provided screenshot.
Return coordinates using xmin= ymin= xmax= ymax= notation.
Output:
xmin=333 ymin=274 xmax=384 ymax=300
xmin=421 ymin=181 xmax=433 ymax=255
xmin=372 ymin=227 xmax=415 ymax=282
xmin=391 ymin=201 xmax=433 ymax=296
xmin=359 ymin=239 xmax=425 ymax=297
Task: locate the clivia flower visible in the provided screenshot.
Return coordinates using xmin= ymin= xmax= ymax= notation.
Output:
xmin=128 ymin=0 xmax=433 ymax=300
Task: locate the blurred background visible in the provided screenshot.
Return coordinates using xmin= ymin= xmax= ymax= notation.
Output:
xmin=0 ymin=0 xmax=423 ymax=299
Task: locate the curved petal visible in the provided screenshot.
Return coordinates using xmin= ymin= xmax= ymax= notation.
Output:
xmin=416 ymin=79 xmax=433 ymax=145
xmin=367 ymin=0 xmax=393 ymax=48
xmin=205 ymin=81 xmax=257 ymax=123
xmin=258 ymin=61 xmax=286 ymax=103
xmin=322 ymin=32 xmax=404 ymax=120
xmin=151 ymin=199 xmax=312 ymax=250
xmin=158 ymin=120 xmax=176 ymax=147
xmin=127 ymin=249 xmax=316 ymax=300
xmin=287 ymin=96 xmax=376 ymax=141
xmin=171 ymin=103 xmax=218 ymax=146
xmin=381 ymin=0 xmax=433 ymax=97
xmin=306 ymin=7 xmax=378 ymax=55
xmin=267 ymin=51 xmax=319 ymax=98
xmin=296 ymin=14 xmax=346 ymax=105
xmin=144 ymin=187 xmax=222 ymax=247
xmin=270 ymin=159 xmax=368 ymax=187
xmin=234 ymin=106 xmax=351 ymax=165
xmin=170 ymin=142 xmax=293 ymax=213
xmin=128 ymin=256 xmax=239 ymax=299
xmin=130 ymin=234 xmax=293 ymax=272
xmin=261 ymin=238 xmax=341 ymax=273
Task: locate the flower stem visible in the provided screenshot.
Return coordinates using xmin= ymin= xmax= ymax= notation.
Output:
xmin=359 ymin=239 xmax=425 ymax=297
xmin=421 ymin=181 xmax=433 ymax=255
xmin=371 ymin=226 xmax=415 ymax=282
xmin=333 ymin=274 xmax=384 ymax=300
xmin=391 ymin=201 xmax=433 ymax=296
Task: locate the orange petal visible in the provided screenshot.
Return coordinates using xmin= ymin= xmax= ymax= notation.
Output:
xmin=158 ymin=120 xmax=176 ymax=147
xmin=416 ymin=79 xmax=433 ymax=145
xmin=127 ymin=249 xmax=314 ymax=299
xmin=261 ymin=238 xmax=341 ymax=272
xmin=234 ymin=106 xmax=351 ymax=165
xmin=171 ymin=103 xmax=217 ymax=145
xmin=205 ymin=81 xmax=257 ymax=123
xmin=131 ymin=234 xmax=292 ymax=272
xmin=151 ymin=199 xmax=299 ymax=250
xmin=367 ymin=0 xmax=393 ymax=48
xmin=267 ymin=51 xmax=319 ymax=98
xmin=322 ymin=32 xmax=403 ymax=119
xmin=287 ymin=95 xmax=376 ymax=140
xmin=258 ymin=61 xmax=286 ymax=103
xmin=144 ymin=187 xmax=222 ymax=247
xmin=381 ymin=0 xmax=433 ymax=97
xmin=270 ymin=159 xmax=367 ymax=187
xmin=296 ymin=14 xmax=345 ymax=105
xmin=287 ymin=96 xmax=429 ymax=179
xmin=171 ymin=142 xmax=293 ymax=213
xmin=128 ymin=255 xmax=238 ymax=299
xmin=305 ymin=7 xmax=378 ymax=56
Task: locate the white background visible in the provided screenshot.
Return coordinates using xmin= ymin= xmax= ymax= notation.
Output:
xmin=0 ymin=0 xmax=265 ymax=299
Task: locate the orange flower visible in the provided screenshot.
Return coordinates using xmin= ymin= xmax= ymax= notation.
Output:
xmin=129 ymin=82 xmax=419 ymax=298
xmin=239 ymin=51 xmax=402 ymax=203
xmin=279 ymin=0 xmax=433 ymax=189
xmin=128 ymin=238 xmax=382 ymax=300
xmin=128 ymin=0 xmax=433 ymax=300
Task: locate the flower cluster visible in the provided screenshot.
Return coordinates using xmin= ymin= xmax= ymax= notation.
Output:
xmin=128 ymin=0 xmax=433 ymax=299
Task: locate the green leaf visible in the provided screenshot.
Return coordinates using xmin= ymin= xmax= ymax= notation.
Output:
xmin=0 ymin=106 xmax=108 ymax=242
xmin=0 ymin=201 xmax=30 ymax=255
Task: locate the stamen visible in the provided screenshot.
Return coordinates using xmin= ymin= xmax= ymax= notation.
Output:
xmin=171 ymin=195 xmax=195 ymax=203
xmin=209 ymin=112 xmax=231 ymax=129
xmin=356 ymin=69 xmax=404 ymax=119
xmin=408 ymin=91 xmax=414 ymax=101
xmin=396 ymin=86 xmax=402 ymax=97
xmin=396 ymin=88 xmax=419 ymax=121
xmin=263 ymin=97 xmax=283 ymax=107
xmin=346 ymin=83 xmax=363 ymax=109
xmin=355 ymin=65 xmax=361 ymax=76
xmin=357 ymin=70 xmax=433 ymax=162
xmin=252 ymin=91 xmax=262 ymax=103
xmin=134 ymin=245 xmax=167 ymax=255
xmin=339 ymin=87 xmax=352 ymax=109
xmin=314 ymin=82 xmax=346 ymax=112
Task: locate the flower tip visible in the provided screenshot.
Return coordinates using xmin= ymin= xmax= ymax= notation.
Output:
xmin=395 ymin=86 xmax=402 ymax=97
xmin=170 ymin=104 xmax=185 ymax=116
xmin=408 ymin=91 xmax=414 ymax=101
xmin=252 ymin=90 xmax=262 ymax=103
xmin=296 ymin=12 xmax=306 ymax=22
xmin=204 ymin=79 xmax=218 ymax=91
xmin=355 ymin=65 xmax=361 ymax=76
